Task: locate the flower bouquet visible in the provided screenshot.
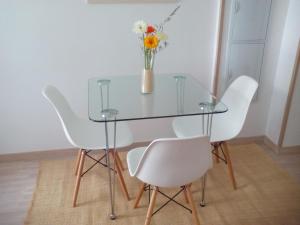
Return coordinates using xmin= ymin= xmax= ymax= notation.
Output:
xmin=133 ymin=6 xmax=180 ymax=93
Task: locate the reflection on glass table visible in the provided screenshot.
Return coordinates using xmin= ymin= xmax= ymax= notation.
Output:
xmin=89 ymin=74 xmax=227 ymax=122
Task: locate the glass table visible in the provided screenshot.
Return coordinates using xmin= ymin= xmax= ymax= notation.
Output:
xmin=88 ymin=73 xmax=227 ymax=219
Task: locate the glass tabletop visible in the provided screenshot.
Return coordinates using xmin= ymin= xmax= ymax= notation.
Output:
xmin=88 ymin=74 xmax=227 ymax=122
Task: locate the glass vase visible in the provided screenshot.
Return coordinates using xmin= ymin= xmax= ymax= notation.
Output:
xmin=141 ymin=49 xmax=155 ymax=94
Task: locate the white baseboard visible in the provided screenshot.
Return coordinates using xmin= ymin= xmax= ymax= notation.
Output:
xmin=1 ymin=137 xmax=299 ymax=162
xmin=0 ymin=141 xmax=150 ymax=162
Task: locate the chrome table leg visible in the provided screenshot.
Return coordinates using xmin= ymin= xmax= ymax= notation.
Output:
xmin=200 ymin=173 xmax=207 ymax=207
xmin=104 ymin=120 xmax=116 ymax=219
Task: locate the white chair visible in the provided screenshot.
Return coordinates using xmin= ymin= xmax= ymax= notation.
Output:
xmin=127 ymin=136 xmax=212 ymax=225
xmin=42 ymin=85 xmax=133 ymax=206
xmin=172 ymin=75 xmax=258 ymax=189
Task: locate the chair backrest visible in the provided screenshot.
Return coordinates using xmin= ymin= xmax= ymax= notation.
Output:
xmin=211 ymin=75 xmax=258 ymax=142
xmin=42 ymin=85 xmax=78 ymax=146
xmin=133 ymin=136 xmax=212 ymax=188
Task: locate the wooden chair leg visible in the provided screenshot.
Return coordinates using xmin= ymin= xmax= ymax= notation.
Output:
xmin=134 ymin=182 xmax=146 ymax=208
xmin=223 ymin=142 xmax=237 ymax=190
xmin=72 ymin=150 xmax=85 ymax=207
xmin=183 ymin=187 xmax=189 ymax=204
xmin=144 ymin=186 xmax=158 ymax=225
xmin=74 ymin=149 xmax=82 ymax=175
xmin=214 ymin=145 xmax=220 ymax=164
xmin=116 ymin=152 xmax=125 ymax=171
xmin=186 ymin=184 xmax=201 ymax=225
xmin=111 ymin=152 xmax=130 ymax=201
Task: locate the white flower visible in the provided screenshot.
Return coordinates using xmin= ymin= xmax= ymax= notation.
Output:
xmin=133 ymin=20 xmax=147 ymax=34
xmin=156 ymin=32 xmax=168 ymax=41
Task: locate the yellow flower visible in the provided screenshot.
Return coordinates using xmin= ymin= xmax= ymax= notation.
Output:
xmin=144 ymin=35 xmax=159 ymax=49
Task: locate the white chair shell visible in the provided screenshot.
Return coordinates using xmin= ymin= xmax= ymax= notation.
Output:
xmin=42 ymin=85 xmax=133 ymax=150
xmin=172 ymin=75 xmax=258 ymax=142
xmin=127 ymin=136 xmax=212 ymax=188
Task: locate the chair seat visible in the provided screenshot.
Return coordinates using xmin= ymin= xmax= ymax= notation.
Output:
xmin=69 ymin=119 xmax=133 ymax=150
xmin=172 ymin=115 xmax=205 ymax=138
xmin=127 ymin=147 xmax=147 ymax=176
xmin=173 ymin=115 xmax=231 ymax=143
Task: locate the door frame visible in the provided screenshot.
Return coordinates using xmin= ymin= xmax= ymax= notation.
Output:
xmin=212 ymin=0 xmax=225 ymax=97
xmin=278 ymin=40 xmax=300 ymax=148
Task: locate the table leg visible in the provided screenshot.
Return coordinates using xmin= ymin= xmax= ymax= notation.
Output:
xmin=208 ymin=114 xmax=213 ymax=136
xmin=200 ymin=173 xmax=207 ymax=207
xmin=104 ymin=120 xmax=116 ymax=220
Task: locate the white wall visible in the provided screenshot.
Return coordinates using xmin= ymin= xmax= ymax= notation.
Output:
xmin=283 ymin=67 xmax=300 ymax=147
xmin=266 ymin=0 xmax=300 ymax=145
xmin=239 ymin=0 xmax=290 ymax=137
xmin=0 ymin=0 xmax=219 ymax=153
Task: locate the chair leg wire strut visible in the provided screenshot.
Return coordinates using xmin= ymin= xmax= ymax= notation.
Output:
xmin=136 ymin=182 xmax=207 ymax=216
xmin=72 ymin=149 xmax=118 ymax=207
xmin=211 ymin=142 xmax=227 ymax=163
xmin=138 ymin=184 xmax=202 ymax=225
xmin=81 ymin=151 xmax=116 ymax=176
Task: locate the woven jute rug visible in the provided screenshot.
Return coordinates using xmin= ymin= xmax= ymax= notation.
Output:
xmin=25 ymin=144 xmax=300 ymax=225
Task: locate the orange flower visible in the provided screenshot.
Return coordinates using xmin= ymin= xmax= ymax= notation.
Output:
xmin=144 ymin=35 xmax=159 ymax=49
